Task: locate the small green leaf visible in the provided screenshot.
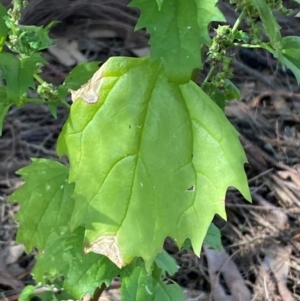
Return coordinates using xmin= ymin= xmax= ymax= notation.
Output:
xmin=233 ymin=30 xmax=249 ymax=43
xmin=202 ymin=80 xmax=241 ymax=110
xmin=155 ymin=251 xmax=178 ymax=276
xmin=0 ymin=53 xmax=46 ymax=103
xmin=121 ymin=262 xmax=183 ymax=301
xmin=262 ymin=38 xmax=300 ymax=84
xmin=34 ymin=224 xmax=119 ymax=299
xmin=250 ymin=0 xmax=281 ymax=49
xmin=130 ymin=0 xmax=225 ymax=83
xmin=224 ymin=79 xmax=241 ymax=100
xmin=48 ymin=102 xmax=58 ymax=118
xmin=204 ymin=223 xmax=222 ymax=250
xmin=33 ymin=226 xmax=85 ymax=281
xmin=64 ymin=253 xmax=120 ymax=299
xmin=281 ymin=36 xmax=300 ymax=71
xmin=19 ymin=285 xmax=37 ymax=301
xmin=18 ymin=24 xmax=53 ymax=54
xmin=8 ymin=159 xmax=75 ymax=252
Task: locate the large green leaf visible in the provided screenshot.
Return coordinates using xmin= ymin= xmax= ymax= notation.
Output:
xmin=8 ymin=159 xmax=75 ymax=251
xmin=130 ymin=0 xmax=225 ymax=83
xmin=57 ymin=57 xmax=250 ymax=269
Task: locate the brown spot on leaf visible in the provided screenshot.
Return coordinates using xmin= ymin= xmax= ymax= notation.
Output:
xmin=70 ymin=65 xmax=104 ymax=104
xmin=84 ymin=235 xmax=125 ymax=268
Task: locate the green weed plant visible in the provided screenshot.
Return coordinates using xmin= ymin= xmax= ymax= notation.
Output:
xmin=0 ymin=0 xmax=299 ymax=300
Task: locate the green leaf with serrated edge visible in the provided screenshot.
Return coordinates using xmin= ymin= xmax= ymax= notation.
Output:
xmin=261 ymin=40 xmax=300 ymax=84
xmin=250 ymin=0 xmax=281 ymax=49
xmin=8 ymin=159 xmax=75 ymax=252
xmin=18 ymin=24 xmax=53 ymax=54
xmin=203 ymin=223 xmax=221 ymax=250
xmin=0 ymin=53 xmax=20 ymax=101
xmin=154 ymin=250 xmax=178 ymax=276
xmin=57 ymin=57 xmax=250 ymax=269
xmin=64 ymin=253 xmax=120 ymax=299
xmin=57 ymin=61 xmax=100 ymax=100
xmin=130 ymin=0 xmax=225 ymax=83
xmin=121 ymin=261 xmax=184 ymax=301
xmin=33 ymin=226 xmax=85 ymax=281
xmin=0 ymin=53 xmax=46 ymax=103
xmin=34 ymin=225 xmax=119 ymax=299
xmin=20 ymin=54 xmax=47 ymax=92
xmin=0 ymin=4 xmax=8 ymax=51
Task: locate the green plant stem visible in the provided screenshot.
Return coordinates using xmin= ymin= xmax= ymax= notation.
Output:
xmin=11 ymin=0 xmax=21 ymax=24
xmin=91 ymin=284 xmax=106 ymax=301
xmin=34 ymin=73 xmax=45 ymax=85
xmin=204 ymin=8 xmax=246 ymax=85
xmin=203 ymin=65 xmax=215 ymax=84
xmin=34 ymin=73 xmax=70 ymax=109
xmin=234 ymin=43 xmax=262 ymax=48
xmin=232 ymin=8 xmax=246 ymax=34
xmin=62 ymin=101 xmax=71 ymax=109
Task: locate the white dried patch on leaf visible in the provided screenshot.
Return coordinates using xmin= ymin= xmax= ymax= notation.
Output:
xmin=70 ymin=66 xmax=104 ymax=104
xmin=84 ymin=235 xmax=125 ymax=268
